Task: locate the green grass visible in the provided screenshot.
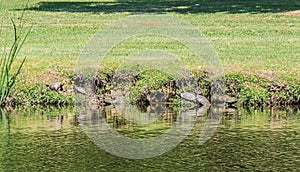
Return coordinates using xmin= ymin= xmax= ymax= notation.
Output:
xmin=0 ymin=0 xmax=299 ymax=106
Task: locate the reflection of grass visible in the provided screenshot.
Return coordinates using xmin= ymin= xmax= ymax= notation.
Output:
xmin=0 ymin=107 xmax=75 ymax=133
xmin=0 ymin=0 xmax=299 ymax=105
xmin=221 ymin=107 xmax=300 ymax=130
xmin=116 ymin=121 xmax=172 ymax=139
xmin=102 ymin=106 xmax=177 ymax=139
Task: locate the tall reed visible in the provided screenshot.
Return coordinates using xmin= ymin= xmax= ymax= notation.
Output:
xmin=0 ymin=10 xmax=30 ymax=106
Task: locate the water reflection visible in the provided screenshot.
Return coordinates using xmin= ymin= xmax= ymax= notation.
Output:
xmin=0 ymin=106 xmax=299 ymax=171
xmin=77 ymin=102 xmax=210 ymax=159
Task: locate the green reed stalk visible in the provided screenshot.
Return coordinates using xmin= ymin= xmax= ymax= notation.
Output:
xmin=0 ymin=9 xmax=30 ymax=106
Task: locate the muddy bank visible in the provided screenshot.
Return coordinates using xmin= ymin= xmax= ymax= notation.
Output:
xmin=9 ymin=70 xmax=299 ymax=108
xmin=73 ymin=70 xmax=299 ymax=107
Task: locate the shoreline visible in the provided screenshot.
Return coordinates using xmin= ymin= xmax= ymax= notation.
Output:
xmin=9 ymin=70 xmax=300 ymax=108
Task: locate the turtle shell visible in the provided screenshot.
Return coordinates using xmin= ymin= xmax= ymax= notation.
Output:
xmin=180 ymin=92 xmax=196 ymax=102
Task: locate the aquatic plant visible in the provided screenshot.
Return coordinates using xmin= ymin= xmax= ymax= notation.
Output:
xmin=0 ymin=11 xmax=30 ymax=106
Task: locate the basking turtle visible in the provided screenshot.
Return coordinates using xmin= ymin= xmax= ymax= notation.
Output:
xmin=46 ymin=82 xmax=64 ymax=91
xmin=196 ymin=95 xmax=210 ymax=106
xmin=180 ymin=92 xmax=210 ymax=106
xmin=180 ymin=92 xmax=197 ymax=103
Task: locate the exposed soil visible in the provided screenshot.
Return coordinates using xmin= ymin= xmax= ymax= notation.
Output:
xmin=285 ymin=10 xmax=300 ymax=15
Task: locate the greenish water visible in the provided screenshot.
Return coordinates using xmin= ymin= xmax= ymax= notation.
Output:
xmin=0 ymin=106 xmax=300 ymax=171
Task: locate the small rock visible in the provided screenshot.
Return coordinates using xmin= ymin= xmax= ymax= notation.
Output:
xmin=148 ymin=90 xmax=166 ymax=102
xmin=140 ymin=85 xmax=148 ymax=91
xmin=73 ymin=85 xmax=89 ymax=96
xmin=225 ymin=98 xmax=238 ymax=108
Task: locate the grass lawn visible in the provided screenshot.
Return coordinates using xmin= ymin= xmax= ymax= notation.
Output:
xmin=0 ymin=0 xmax=299 ymax=106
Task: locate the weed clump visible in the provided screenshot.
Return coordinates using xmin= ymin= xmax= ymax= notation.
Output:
xmin=0 ymin=11 xmax=30 ymax=106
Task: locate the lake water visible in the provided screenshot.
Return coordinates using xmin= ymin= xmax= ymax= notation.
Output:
xmin=0 ymin=106 xmax=299 ymax=171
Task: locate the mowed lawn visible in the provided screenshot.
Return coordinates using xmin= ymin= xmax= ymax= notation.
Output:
xmin=1 ymin=0 xmax=299 ymax=87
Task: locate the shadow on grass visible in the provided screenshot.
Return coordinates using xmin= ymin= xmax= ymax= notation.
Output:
xmin=20 ymin=0 xmax=300 ymax=14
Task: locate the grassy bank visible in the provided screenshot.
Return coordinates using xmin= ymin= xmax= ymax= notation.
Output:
xmin=0 ymin=0 xmax=299 ymax=107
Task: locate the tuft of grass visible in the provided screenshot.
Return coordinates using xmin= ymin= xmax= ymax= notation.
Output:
xmin=129 ymin=70 xmax=172 ymax=104
xmin=15 ymin=83 xmax=73 ymax=107
xmin=224 ymin=72 xmax=300 ymax=106
xmin=0 ymin=9 xmax=30 ymax=106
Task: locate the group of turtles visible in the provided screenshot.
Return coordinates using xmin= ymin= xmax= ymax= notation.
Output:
xmin=179 ymin=92 xmax=237 ymax=108
xmin=46 ymin=82 xmax=237 ymax=108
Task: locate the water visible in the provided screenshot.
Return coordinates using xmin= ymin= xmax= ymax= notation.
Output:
xmin=0 ymin=106 xmax=299 ymax=171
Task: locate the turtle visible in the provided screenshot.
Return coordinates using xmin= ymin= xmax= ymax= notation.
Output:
xmin=46 ymin=82 xmax=64 ymax=91
xmin=179 ymin=92 xmax=197 ymax=103
xmin=196 ymin=95 xmax=210 ymax=106
xmin=180 ymin=92 xmax=211 ymax=106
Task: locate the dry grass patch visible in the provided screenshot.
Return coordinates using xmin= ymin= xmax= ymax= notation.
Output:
xmin=285 ymin=10 xmax=300 ymax=15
